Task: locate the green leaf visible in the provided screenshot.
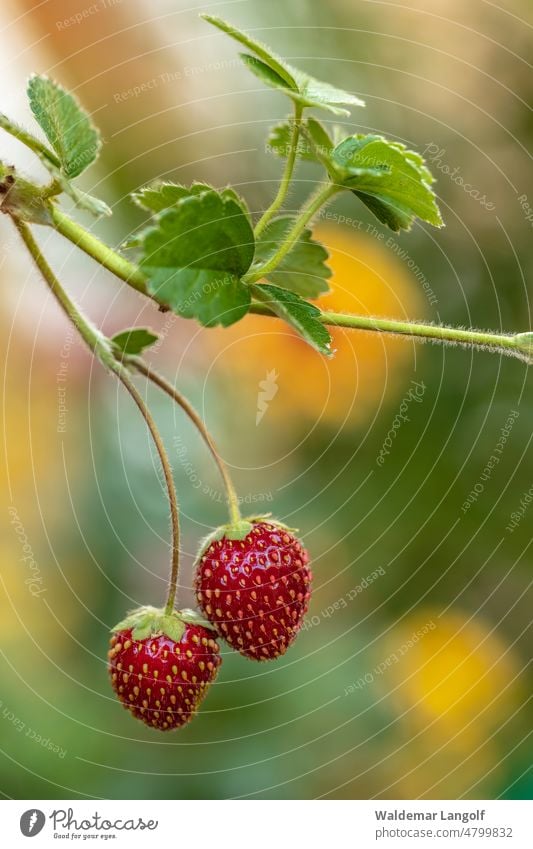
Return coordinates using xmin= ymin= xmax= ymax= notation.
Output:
xmin=268 ymin=117 xmax=334 ymax=169
xmin=27 ymin=75 xmax=101 ymax=179
xmin=132 ymin=181 xmax=212 ymax=213
xmin=241 ymin=55 xmax=292 ymax=92
xmin=126 ymin=182 xmax=213 ymax=247
xmin=251 ymin=283 xmax=332 ymax=355
xmin=202 ymin=15 xmax=294 ymax=85
xmin=330 ymin=134 xmax=443 ymax=232
xmin=132 ymin=182 xmax=252 ymax=227
xmin=306 ymin=117 xmax=335 ymax=158
xmin=139 ymin=187 xmax=255 ymax=327
xmin=253 ymin=216 xmax=331 ymax=298
xmin=111 ymin=327 xmax=158 ymax=355
xmin=268 ymin=120 xmax=320 ymax=163
xmin=290 ymin=73 xmax=365 ymax=117
xmin=201 ymin=14 xmax=364 ymax=116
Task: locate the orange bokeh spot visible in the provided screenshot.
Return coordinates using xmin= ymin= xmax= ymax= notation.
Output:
xmin=207 ymin=224 xmax=427 ymax=431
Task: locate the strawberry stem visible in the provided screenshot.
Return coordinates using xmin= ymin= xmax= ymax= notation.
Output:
xmin=132 ymin=360 xmax=242 ymax=525
xmin=254 ymin=101 xmax=303 ymax=238
xmin=116 ymin=372 xmax=181 ymax=615
xmin=13 ymin=217 xmax=182 ymax=615
xmin=245 ymin=182 xmax=340 ymax=285
xmin=249 ymin=302 xmax=525 ymax=359
xmin=49 ymin=204 xmax=148 ymax=295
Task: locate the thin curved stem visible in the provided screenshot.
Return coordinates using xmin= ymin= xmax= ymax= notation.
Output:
xmin=115 ymin=370 xmax=181 ymax=615
xmin=132 ymin=360 xmax=242 ymax=526
xmin=245 ymin=183 xmax=340 ymax=284
xmin=0 ymin=113 xmax=60 ymax=169
xmin=14 ymin=217 xmax=181 ymax=614
xmin=12 ymin=218 xmax=110 ymax=359
xmin=254 ymin=102 xmax=303 ymax=238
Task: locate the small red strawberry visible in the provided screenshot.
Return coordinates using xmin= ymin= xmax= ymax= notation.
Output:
xmin=195 ymin=518 xmax=312 ymax=661
xmin=108 ymin=606 xmax=221 ymax=731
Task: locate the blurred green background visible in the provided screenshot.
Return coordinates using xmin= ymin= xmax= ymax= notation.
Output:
xmin=0 ymin=0 xmax=532 ymax=800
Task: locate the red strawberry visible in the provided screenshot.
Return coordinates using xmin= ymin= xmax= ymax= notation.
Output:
xmin=195 ymin=519 xmax=312 ymax=660
xmin=108 ymin=606 xmax=221 ymax=731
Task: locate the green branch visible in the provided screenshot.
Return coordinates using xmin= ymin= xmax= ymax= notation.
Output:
xmin=254 ymin=102 xmax=303 ymax=238
xmin=12 ymin=217 xmax=111 ymax=360
xmin=48 ymin=204 xmax=148 ymax=294
xmin=27 ymin=196 xmax=531 ymax=365
xmin=249 ymin=302 xmax=530 ymax=361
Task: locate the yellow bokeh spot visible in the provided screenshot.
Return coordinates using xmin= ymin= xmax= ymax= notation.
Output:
xmin=383 ymin=610 xmax=523 ymax=743
xmin=0 ymin=317 xmax=88 ymax=652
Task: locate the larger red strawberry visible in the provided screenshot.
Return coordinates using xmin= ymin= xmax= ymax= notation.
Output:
xmin=195 ymin=519 xmax=312 ymax=660
xmin=108 ymin=606 xmax=221 ymax=731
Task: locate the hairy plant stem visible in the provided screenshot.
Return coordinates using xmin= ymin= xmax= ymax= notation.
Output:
xmin=132 ymin=360 xmax=242 ymax=526
xmin=254 ymin=102 xmax=303 ymax=238
xmin=12 ymin=217 xmax=110 ymax=359
xmin=0 ymin=113 xmax=61 ymax=169
xmin=249 ymin=303 xmax=521 ymax=358
xmin=13 ymin=217 xmax=181 ymax=614
xmin=49 ymin=204 xmax=148 ymax=294
xmin=245 ymin=182 xmax=340 ymax=284
xmin=42 ymin=191 xmax=529 ymax=361
xmin=117 ymin=373 xmax=181 ymax=615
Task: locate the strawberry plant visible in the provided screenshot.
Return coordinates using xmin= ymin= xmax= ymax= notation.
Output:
xmin=1 ymin=14 xmax=531 ymax=731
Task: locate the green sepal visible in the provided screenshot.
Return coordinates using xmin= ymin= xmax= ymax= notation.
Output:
xmin=46 ymin=168 xmax=112 ymax=217
xmin=243 ymin=514 xmax=299 ymax=533
xmin=197 ymin=515 xmax=299 ymax=558
xmin=179 ymin=608 xmax=215 ymax=629
xmin=198 ymin=520 xmax=254 ymax=555
xmin=111 ymin=605 xmax=216 ymax=642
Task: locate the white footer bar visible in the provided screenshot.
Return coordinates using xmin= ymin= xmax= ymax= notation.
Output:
xmin=2 ymin=799 xmax=532 ymax=848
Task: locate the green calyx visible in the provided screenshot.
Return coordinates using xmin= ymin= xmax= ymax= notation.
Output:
xmin=111 ymin=605 xmax=215 ymax=642
xmin=244 ymin=513 xmax=298 ymax=533
xmin=198 ymin=514 xmax=298 ymax=556
xmin=199 ymin=520 xmax=255 ymax=553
